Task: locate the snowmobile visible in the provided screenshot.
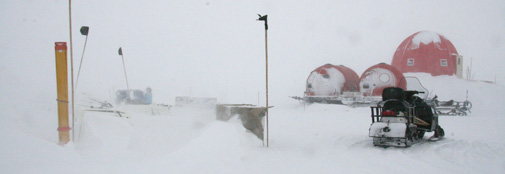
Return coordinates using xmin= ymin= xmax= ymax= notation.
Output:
xmin=369 ymin=77 xmax=444 ymax=147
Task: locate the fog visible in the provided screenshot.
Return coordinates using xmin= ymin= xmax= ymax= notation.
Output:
xmin=1 ymin=0 xmax=504 ymax=106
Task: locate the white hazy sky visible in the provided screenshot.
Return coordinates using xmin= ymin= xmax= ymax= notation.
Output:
xmin=1 ymin=0 xmax=504 ymax=106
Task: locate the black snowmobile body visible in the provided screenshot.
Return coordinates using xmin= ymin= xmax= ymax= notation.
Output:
xmin=369 ymin=78 xmax=444 ymax=147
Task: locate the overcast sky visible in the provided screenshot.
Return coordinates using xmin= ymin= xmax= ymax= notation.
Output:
xmin=0 ymin=0 xmax=504 ymax=106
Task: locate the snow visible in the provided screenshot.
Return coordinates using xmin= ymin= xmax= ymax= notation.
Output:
xmin=4 ymin=76 xmax=505 ymax=173
xmin=1 ymin=0 xmax=505 ymax=174
xmin=410 ymin=31 xmax=442 ymax=49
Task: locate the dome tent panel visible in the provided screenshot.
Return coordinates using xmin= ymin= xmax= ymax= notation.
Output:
xmin=335 ymin=65 xmax=360 ymax=93
xmin=359 ymin=63 xmax=406 ymax=96
xmin=305 ymin=64 xmax=360 ymax=96
xmin=391 ymin=31 xmax=459 ymax=76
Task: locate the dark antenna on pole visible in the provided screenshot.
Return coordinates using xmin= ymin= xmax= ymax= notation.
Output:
xmin=257 ymin=14 xmax=269 ymax=147
xmin=75 ymin=26 xmax=89 ymax=89
xmin=257 ymin=14 xmax=268 ymax=30
xmin=118 ymin=47 xmax=131 ymax=102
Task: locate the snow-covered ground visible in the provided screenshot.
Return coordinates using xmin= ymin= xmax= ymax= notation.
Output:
xmin=1 ymin=1 xmax=505 ymax=173
xmin=1 ymin=75 xmax=505 ymax=173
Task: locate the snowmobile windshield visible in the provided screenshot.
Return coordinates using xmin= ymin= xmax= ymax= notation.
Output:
xmin=398 ymin=76 xmax=429 ymax=99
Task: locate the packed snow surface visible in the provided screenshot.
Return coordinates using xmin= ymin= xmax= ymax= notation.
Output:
xmin=1 ymin=74 xmax=505 ymax=174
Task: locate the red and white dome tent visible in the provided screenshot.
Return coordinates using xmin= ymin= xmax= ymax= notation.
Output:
xmin=391 ymin=31 xmax=463 ymax=78
xmin=293 ymin=64 xmax=360 ymax=104
xmin=391 ymin=31 xmax=471 ymax=115
xmin=295 ymin=63 xmax=406 ymax=106
xmin=359 ymin=63 xmax=406 ymax=96
xmin=305 ymin=64 xmax=360 ymax=96
xmin=292 ymin=32 xmax=469 ymax=110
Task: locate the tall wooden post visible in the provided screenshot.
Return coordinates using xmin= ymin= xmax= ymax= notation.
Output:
xmin=257 ymin=14 xmax=269 ymax=147
xmin=69 ymin=0 xmax=76 ymax=142
xmin=55 ymin=42 xmax=71 ymax=145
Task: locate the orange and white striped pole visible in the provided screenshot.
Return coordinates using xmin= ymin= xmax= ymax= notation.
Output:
xmin=55 ymin=42 xmax=71 ymax=145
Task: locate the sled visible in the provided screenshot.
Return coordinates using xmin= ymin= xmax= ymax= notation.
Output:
xmin=430 ymin=97 xmax=472 ymax=116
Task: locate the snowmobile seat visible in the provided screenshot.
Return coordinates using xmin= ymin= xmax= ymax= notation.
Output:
xmin=382 ymin=87 xmax=405 ymax=101
xmin=381 ymin=87 xmax=408 ymax=113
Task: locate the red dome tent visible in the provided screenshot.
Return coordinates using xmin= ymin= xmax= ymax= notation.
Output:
xmin=391 ymin=31 xmax=459 ymax=76
xmin=359 ymin=63 xmax=406 ymax=96
xmin=305 ymin=64 xmax=359 ymax=96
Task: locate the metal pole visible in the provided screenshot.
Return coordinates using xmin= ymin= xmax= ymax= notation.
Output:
xmin=68 ymin=0 xmax=75 ymax=142
xmin=265 ymin=28 xmax=269 ymax=147
xmin=75 ymin=26 xmax=90 ymax=89
xmin=118 ymin=47 xmax=130 ymax=100
xmin=257 ymin=14 xmax=269 ymax=147
xmin=75 ymin=35 xmax=87 ymax=88
xmin=122 ymin=55 xmax=130 ymax=93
